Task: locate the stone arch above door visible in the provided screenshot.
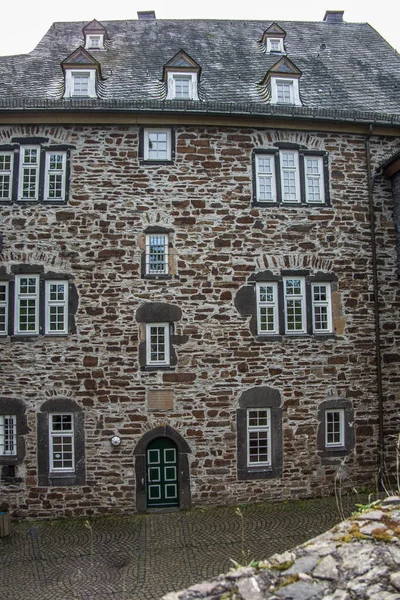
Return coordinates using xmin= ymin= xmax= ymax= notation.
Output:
xmin=133 ymin=425 xmax=192 ymax=511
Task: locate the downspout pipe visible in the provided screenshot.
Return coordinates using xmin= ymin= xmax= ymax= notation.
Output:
xmin=365 ymin=124 xmax=385 ymax=489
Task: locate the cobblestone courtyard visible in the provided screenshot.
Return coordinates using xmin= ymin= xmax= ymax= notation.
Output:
xmin=1 ymin=495 xmax=365 ymax=600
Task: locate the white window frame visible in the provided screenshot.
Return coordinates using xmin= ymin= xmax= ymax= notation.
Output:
xmin=305 ymin=156 xmax=325 ymax=204
xmin=271 ymin=77 xmax=302 ymax=106
xmin=85 ymin=34 xmax=104 ymax=50
xmin=45 ymin=281 xmax=69 ymax=335
xmin=0 ymin=151 xmax=13 ymax=201
xmin=255 ymin=154 xmax=277 ymax=203
xmin=283 ymin=277 xmax=306 ymax=334
xmin=247 ymin=408 xmax=271 ymax=467
xmin=267 ymin=37 xmax=284 ymax=53
xmin=256 ymin=282 xmax=279 ymax=334
xmin=18 ymin=146 xmax=40 ymax=201
xmin=49 ymin=413 xmax=75 ymax=472
xmin=311 ymin=282 xmax=332 ymax=333
xmin=64 ymin=70 xmax=97 ymax=98
xmin=15 ymin=275 xmax=39 ymax=335
xmin=44 ymin=152 xmax=67 ymax=201
xmin=166 ymin=72 xmax=198 ymax=100
xmin=0 ymin=282 xmax=8 ymax=335
xmin=280 ymin=150 xmax=301 ymax=203
xmin=145 ymin=234 xmax=169 ymax=275
xmin=144 ymin=129 xmax=172 ymax=161
xmin=325 ymin=409 xmax=345 ymax=448
xmin=0 ymin=415 xmax=17 ymax=456
xmin=146 ymin=323 xmax=170 ymax=366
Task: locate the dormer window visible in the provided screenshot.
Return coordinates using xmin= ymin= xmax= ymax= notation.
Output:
xmin=64 ymin=70 xmax=97 ymax=98
xmin=168 ymin=73 xmax=197 ymax=100
xmin=271 ymin=78 xmax=301 ymax=105
xmin=163 ymin=50 xmax=201 ymax=101
xmin=261 ymin=23 xmax=286 ymax=54
xmin=267 ymin=38 xmax=284 ymax=53
xmin=86 ymin=35 xmax=104 ymax=50
xmin=61 ymin=47 xmax=101 ymax=99
xmin=82 ymin=19 xmax=107 ymax=50
xmin=261 ymin=57 xmax=302 ymax=107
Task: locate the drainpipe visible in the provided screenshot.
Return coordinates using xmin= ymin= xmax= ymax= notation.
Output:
xmin=365 ymin=124 xmax=385 ymax=489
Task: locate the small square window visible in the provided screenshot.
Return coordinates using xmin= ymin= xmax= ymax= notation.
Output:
xmin=166 ymin=72 xmax=198 ymax=100
xmin=267 ymin=38 xmax=284 ymax=53
xmin=146 ymin=323 xmax=170 ymax=366
xmin=72 ymin=73 xmax=90 ymax=97
xmin=325 ymin=409 xmax=345 ymax=447
xmin=143 ymin=129 xmax=172 ymax=161
xmin=271 ymin=77 xmax=301 ymax=106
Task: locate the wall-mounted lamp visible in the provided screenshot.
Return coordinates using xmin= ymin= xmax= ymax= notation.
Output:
xmin=111 ymin=435 xmax=121 ymax=447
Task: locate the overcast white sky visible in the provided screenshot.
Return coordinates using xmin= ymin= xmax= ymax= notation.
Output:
xmin=1 ymin=0 xmax=399 ymax=56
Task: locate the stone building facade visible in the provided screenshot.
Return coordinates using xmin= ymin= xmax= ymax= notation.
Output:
xmin=0 ymin=11 xmax=399 ymax=518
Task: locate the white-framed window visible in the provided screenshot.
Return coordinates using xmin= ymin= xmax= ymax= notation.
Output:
xmin=44 ymin=152 xmax=67 ymax=201
xmin=255 ymin=154 xmax=276 ymax=203
xmin=283 ymin=277 xmax=306 ymax=334
xmin=256 ymin=282 xmax=279 ymax=334
xmin=0 ymin=282 xmax=8 ymax=335
xmin=280 ymin=150 xmax=301 ymax=203
xmin=0 ymin=415 xmax=17 ymax=456
xmin=144 ymin=129 xmax=172 ymax=161
xmin=45 ymin=281 xmax=69 ymax=335
xmin=325 ymin=409 xmax=345 ymax=447
xmin=145 ymin=234 xmax=169 ymax=275
xmin=312 ymin=283 xmax=332 ymax=333
xmin=146 ymin=323 xmax=170 ymax=366
xmin=85 ymin=34 xmax=104 ymax=50
xmin=0 ymin=152 xmax=13 ymax=200
xmin=15 ymin=275 xmax=39 ymax=335
xmin=64 ymin=70 xmax=97 ymax=98
xmin=254 ymin=150 xmax=327 ymax=205
xmin=49 ymin=414 xmax=75 ymax=472
xmin=305 ymin=156 xmax=325 ymax=204
xmin=18 ymin=146 xmax=40 ymax=200
xmin=271 ymin=77 xmax=302 ymax=106
xmin=267 ymin=38 xmax=284 ymax=52
xmin=247 ymin=409 xmax=271 ymax=467
xmin=166 ymin=72 xmax=198 ymax=100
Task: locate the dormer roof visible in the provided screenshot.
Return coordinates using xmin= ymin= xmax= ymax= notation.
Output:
xmin=61 ymin=47 xmax=102 ymax=78
xmin=262 ymin=56 xmax=302 ymax=85
xmin=82 ymin=19 xmax=108 ymax=38
xmin=163 ymin=50 xmax=201 ymax=78
xmin=261 ymin=23 xmax=287 ymax=43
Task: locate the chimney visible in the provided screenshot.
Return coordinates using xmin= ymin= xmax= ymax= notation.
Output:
xmin=323 ymin=11 xmax=344 ymax=23
xmin=137 ymin=11 xmax=156 ymax=20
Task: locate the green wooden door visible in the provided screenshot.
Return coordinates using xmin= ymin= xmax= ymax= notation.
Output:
xmin=146 ymin=437 xmax=179 ymax=508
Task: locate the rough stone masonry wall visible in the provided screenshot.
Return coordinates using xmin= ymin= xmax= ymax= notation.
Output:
xmin=0 ymin=124 xmax=399 ymax=518
xmin=161 ymin=496 xmax=400 ymax=600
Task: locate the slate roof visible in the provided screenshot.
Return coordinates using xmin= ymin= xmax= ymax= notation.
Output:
xmin=0 ymin=17 xmax=399 ymax=121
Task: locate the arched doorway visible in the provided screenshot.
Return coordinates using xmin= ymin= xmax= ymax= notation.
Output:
xmin=146 ymin=437 xmax=179 ymax=508
xmin=133 ymin=425 xmax=192 ymax=511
